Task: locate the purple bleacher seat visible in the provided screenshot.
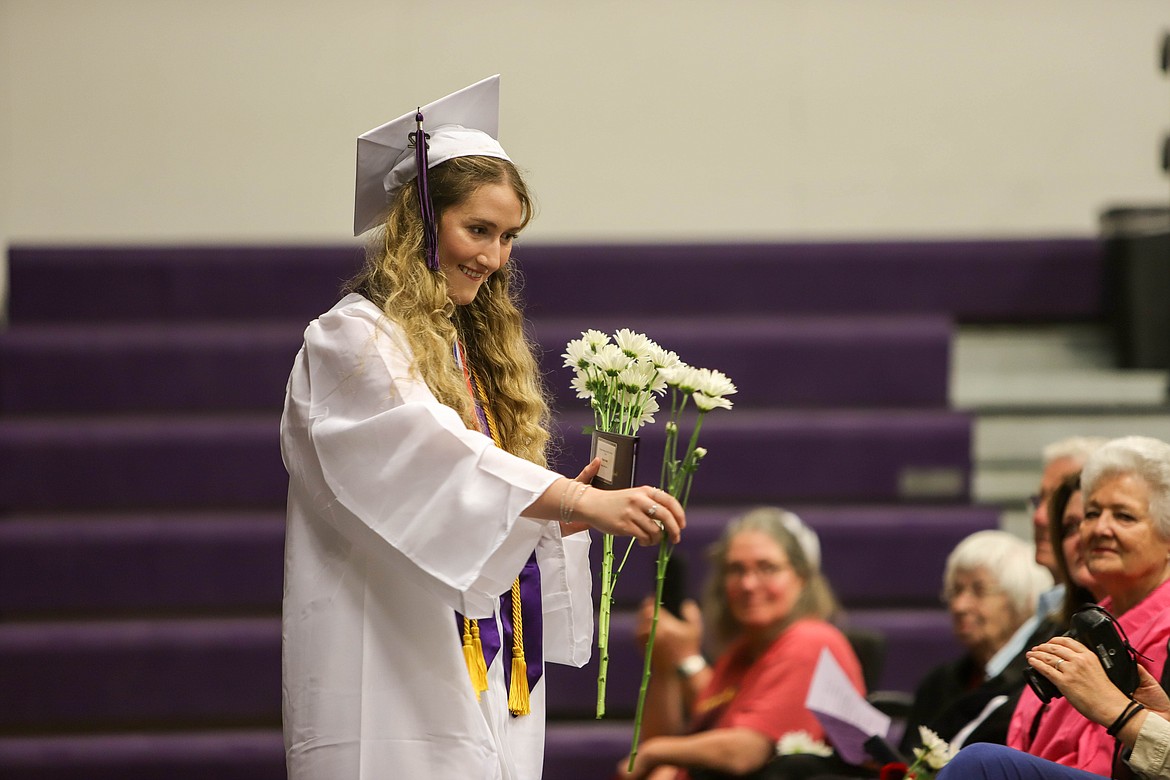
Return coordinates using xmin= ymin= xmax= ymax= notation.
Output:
xmin=552 ymin=409 xmax=972 ymax=504
xmin=0 ymin=313 xmax=953 ymax=415
xmin=0 ymin=416 xmax=286 ymax=511
xmin=0 ymin=618 xmax=280 ymax=730
xmin=0 ymin=731 xmax=286 ymax=780
xmin=534 ymin=314 xmax=952 ymax=410
xmin=7 ymin=239 xmax=1104 ymax=325
xmin=519 ymin=240 xmax=1105 ymax=322
xmin=0 ymin=323 xmax=304 ymax=415
xmin=0 ymin=408 xmax=969 ymax=511
xmin=0 ymin=513 xmax=285 ymax=616
xmin=545 ymin=722 xmax=632 ymax=779
xmin=7 ymin=246 xmax=363 ymax=325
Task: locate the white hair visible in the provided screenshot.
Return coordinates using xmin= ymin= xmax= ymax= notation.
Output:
xmin=944 ymin=530 xmax=1053 ymax=616
xmin=1081 ymin=436 xmax=1170 ymax=537
xmin=1043 ymin=436 xmax=1109 ymax=467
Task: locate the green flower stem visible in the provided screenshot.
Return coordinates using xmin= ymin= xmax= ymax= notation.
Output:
xmin=596 ymin=532 xmax=615 ymax=718
xmin=627 ymin=406 xmax=707 ymax=767
xmin=627 ymin=535 xmax=673 ymax=771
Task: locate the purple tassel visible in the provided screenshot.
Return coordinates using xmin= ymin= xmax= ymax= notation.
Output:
xmin=412 ymin=110 xmax=439 ymax=271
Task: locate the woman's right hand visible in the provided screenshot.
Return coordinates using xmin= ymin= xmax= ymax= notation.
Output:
xmin=528 ymin=465 xmax=686 ymax=544
xmin=573 ymin=481 xmax=685 ymax=546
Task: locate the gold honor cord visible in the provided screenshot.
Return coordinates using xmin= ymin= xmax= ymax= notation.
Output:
xmin=454 ymin=354 xmax=530 ymax=716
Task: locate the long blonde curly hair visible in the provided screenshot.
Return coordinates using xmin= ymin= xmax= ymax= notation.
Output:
xmin=346 ymin=156 xmax=552 ymax=467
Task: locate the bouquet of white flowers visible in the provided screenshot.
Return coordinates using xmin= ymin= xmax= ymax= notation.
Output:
xmin=562 ymin=328 xmax=736 ymax=765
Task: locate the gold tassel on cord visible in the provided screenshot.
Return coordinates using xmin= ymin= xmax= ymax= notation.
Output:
xmin=462 ymin=617 xmax=488 ymax=698
xmin=465 ymin=363 xmax=529 ymax=715
xmin=507 ymin=578 xmax=530 ymax=716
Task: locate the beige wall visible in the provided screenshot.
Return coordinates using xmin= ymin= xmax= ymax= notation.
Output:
xmin=1 ymin=0 xmax=1167 ymax=256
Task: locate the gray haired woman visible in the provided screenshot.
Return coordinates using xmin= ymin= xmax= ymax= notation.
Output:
xmin=899 ymin=530 xmax=1052 ymax=756
xmin=617 ymin=507 xmax=864 ymax=780
xmin=1010 ymin=436 xmax=1170 ymax=776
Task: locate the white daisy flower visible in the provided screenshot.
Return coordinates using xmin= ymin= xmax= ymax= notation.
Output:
xmin=570 ymin=374 xmax=593 ymax=399
xmin=580 ymin=329 xmax=611 ymax=351
xmin=635 ymin=396 xmax=660 ymax=427
xmin=614 ymin=328 xmax=656 ymax=361
xmin=661 ymin=364 xmax=702 ymax=393
xmin=693 ymin=392 xmax=733 ymax=412
xmin=776 ymin=731 xmax=832 ymax=758
xmin=592 ymin=343 xmax=632 ymax=375
xmin=913 ymin=726 xmax=957 ymax=770
xmin=562 ymin=338 xmax=594 ymax=370
xmin=694 ymin=368 xmax=737 ymax=400
xmin=648 ymin=345 xmax=682 ymax=371
xmin=618 ymin=362 xmax=658 ymax=393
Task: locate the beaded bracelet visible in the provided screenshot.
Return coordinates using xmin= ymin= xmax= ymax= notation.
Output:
xmin=1107 ymin=700 xmax=1145 ymax=737
xmin=562 ymin=483 xmax=589 ymax=524
xmin=558 ymin=481 xmax=574 ymax=523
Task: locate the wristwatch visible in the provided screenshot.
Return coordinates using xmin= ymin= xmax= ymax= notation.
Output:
xmin=676 ymin=654 xmax=708 ymax=679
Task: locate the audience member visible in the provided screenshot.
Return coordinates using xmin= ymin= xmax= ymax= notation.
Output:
xmin=1006 ymin=436 xmax=1170 ymax=775
xmin=899 ymin=530 xmax=1052 ymax=754
xmin=985 ymin=437 xmax=1107 ymax=679
xmin=615 ymin=507 xmax=863 ymax=780
xmin=1046 ymin=473 xmax=1103 ymax=628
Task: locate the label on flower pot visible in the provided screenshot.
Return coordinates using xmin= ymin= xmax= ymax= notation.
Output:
xmin=590 ymin=430 xmax=638 ymax=490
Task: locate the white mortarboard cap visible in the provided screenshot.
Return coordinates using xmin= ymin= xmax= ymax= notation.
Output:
xmin=354 ymin=75 xmax=510 ymax=236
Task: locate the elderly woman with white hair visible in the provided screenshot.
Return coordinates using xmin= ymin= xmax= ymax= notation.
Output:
xmin=899 ymin=530 xmax=1054 ymax=756
xmin=995 ymin=435 xmax=1170 ymax=777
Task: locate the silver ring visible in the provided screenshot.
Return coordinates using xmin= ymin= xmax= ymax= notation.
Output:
xmin=654 ymin=519 xmax=664 ymax=530
xmin=647 ymin=503 xmax=658 ymax=519
xmin=1054 ymin=658 xmax=1064 ymax=670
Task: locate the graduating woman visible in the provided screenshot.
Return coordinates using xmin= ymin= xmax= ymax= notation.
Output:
xmin=280 ymin=76 xmax=685 ymax=780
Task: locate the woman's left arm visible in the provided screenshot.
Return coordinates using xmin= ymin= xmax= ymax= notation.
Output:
xmin=616 ymin=728 xmax=774 ymax=780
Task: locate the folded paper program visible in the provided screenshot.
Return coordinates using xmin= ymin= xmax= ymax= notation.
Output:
xmin=805 ymin=648 xmax=893 ymax=765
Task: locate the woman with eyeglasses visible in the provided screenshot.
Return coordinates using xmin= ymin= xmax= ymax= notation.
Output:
xmin=614 ymin=507 xmax=864 ymax=780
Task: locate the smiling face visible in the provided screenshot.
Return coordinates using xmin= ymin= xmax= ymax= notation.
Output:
xmin=1082 ymin=472 xmax=1170 ymax=600
xmin=436 ymin=182 xmax=523 ymax=306
xmin=945 ymin=566 xmax=1021 ymax=665
xmin=723 ymin=530 xmax=804 ymax=637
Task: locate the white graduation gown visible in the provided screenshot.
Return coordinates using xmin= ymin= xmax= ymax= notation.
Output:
xmin=280 ymin=293 xmax=593 ymax=780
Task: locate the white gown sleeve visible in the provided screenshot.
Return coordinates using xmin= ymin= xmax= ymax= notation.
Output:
xmin=282 ymin=295 xmax=561 ymax=616
xmin=536 ymin=523 xmax=593 ymax=667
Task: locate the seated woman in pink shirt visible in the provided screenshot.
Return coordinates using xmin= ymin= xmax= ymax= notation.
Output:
xmin=617 ymin=507 xmax=865 ymax=780
xmin=1006 ymin=436 xmax=1170 ymax=776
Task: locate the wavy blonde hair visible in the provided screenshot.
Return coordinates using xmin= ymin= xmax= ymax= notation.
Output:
xmin=346 ymin=156 xmax=551 ymax=466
